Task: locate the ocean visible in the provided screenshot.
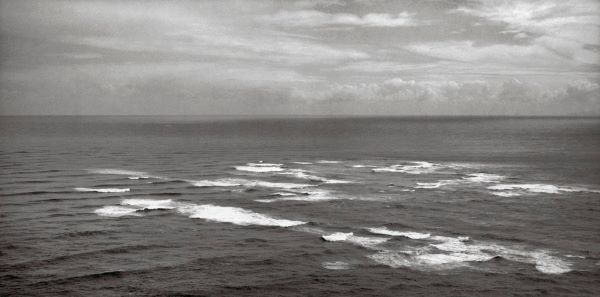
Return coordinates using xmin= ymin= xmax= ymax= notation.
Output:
xmin=1 ymin=116 xmax=599 ymax=296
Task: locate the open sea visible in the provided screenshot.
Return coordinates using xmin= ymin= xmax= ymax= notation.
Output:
xmin=1 ymin=116 xmax=599 ymax=296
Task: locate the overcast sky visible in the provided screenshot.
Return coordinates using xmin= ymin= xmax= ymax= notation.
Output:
xmin=0 ymin=0 xmax=599 ymax=115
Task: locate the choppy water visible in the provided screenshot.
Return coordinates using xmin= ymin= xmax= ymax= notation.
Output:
xmin=1 ymin=116 xmax=600 ymax=296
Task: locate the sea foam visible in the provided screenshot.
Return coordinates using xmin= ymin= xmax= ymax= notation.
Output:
xmin=368 ymin=234 xmax=572 ymax=274
xmin=462 ymin=173 xmax=505 ymax=183
xmin=121 ymin=199 xmax=176 ymax=210
xmin=235 ymin=162 xmax=284 ymax=173
xmin=95 ymin=199 xmax=305 ymax=227
xmin=255 ymin=189 xmax=339 ymax=203
xmin=75 ymin=187 xmax=130 ymax=193
xmin=177 ymin=203 xmax=305 ymax=227
xmin=94 ymin=206 xmax=140 ymax=217
xmin=190 ymin=178 xmax=313 ymax=190
xmin=487 ymin=183 xmax=600 ymax=196
xmin=322 ymin=232 xmax=389 ymax=247
xmin=322 ymin=261 xmax=351 ymax=270
xmin=367 ymin=227 xmax=431 ymax=239
xmin=279 ymin=169 xmax=352 ymax=184
xmin=373 ymin=161 xmax=439 ymax=174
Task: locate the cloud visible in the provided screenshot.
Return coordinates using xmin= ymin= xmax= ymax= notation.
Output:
xmin=403 ymin=40 xmax=565 ymax=66
xmin=453 ymin=0 xmax=600 ymax=65
xmin=262 ymin=9 xmax=420 ymax=27
xmin=290 ymin=77 xmax=600 ymax=115
xmin=1 ymin=0 xmax=368 ymax=66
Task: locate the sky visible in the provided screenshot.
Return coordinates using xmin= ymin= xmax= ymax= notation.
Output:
xmin=0 ymin=0 xmax=599 ymax=115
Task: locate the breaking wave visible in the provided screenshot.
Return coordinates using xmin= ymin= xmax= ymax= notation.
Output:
xmin=462 ymin=173 xmax=505 ymax=183
xmin=322 ymin=261 xmax=351 ymax=270
xmin=488 ymin=183 xmax=600 ymax=196
xmin=368 ymin=234 xmax=571 ymax=274
xmin=278 ymin=169 xmax=351 ymax=184
xmin=190 ymin=178 xmax=313 ymax=190
xmin=373 ymin=161 xmax=439 ymax=174
xmin=255 ymin=189 xmax=339 ymax=203
xmin=94 ymin=206 xmax=140 ymax=217
xmin=321 ymin=232 xmax=389 ymax=247
xmin=367 ymin=227 xmax=430 ymax=239
xmin=121 ymin=199 xmax=176 ymax=210
xmin=317 ymin=160 xmax=341 ymax=164
xmin=94 ymin=199 xmax=305 ymax=227
xmin=74 ymin=187 xmax=130 ymax=193
xmin=176 ymin=203 xmax=305 ymax=227
xmin=235 ymin=162 xmax=285 ymax=173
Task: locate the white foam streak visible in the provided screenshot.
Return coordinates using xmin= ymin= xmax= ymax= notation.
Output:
xmin=368 ymin=227 xmax=431 ymax=239
xmin=463 ymin=173 xmax=505 ymax=183
xmin=317 ymin=160 xmax=341 ymax=164
xmin=75 ymin=187 xmax=130 ymax=193
xmin=279 ymin=169 xmax=351 ymax=184
xmin=352 ymin=165 xmax=376 ymax=168
xmin=415 ymin=181 xmax=455 ymax=189
xmin=488 ymin=183 xmax=600 ymax=196
xmin=88 ymin=169 xmax=149 ymax=176
xmin=489 ymin=191 xmax=522 ymax=197
xmin=322 ymin=232 xmax=389 ymax=247
xmin=88 ymin=168 xmax=165 ymax=180
xmin=255 ymin=189 xmax=339 ymax=203
xmin=369 ymin=234 xmax=572 ymax=274
xmin=94 ymin=206 xmax=140 ymax=217
xmin=121 ymin=199 xmax=176 ymax=210
xmin=235 ymin=165 xmax=283 ymax=172
xmin=177 ymin=204 xmax=305 ymax=227
xmin=191 ymin=179 xmax=243 ymax=187
xmin=95 ymin=199 xmax=305 ymax=227
xmin=128 ymin=176 xmax=150 ymax=180
xmin=322 ymin=261 xmax=350 ymax=270
xmin=246 ymin=162 xmax=283 ymax=167
xmin=191 ymin=178 xmax=313 ymax=190
xmin=373 ymin=161 xmax=439 ymax=174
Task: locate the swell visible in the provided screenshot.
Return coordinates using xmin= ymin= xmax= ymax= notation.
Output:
xmin=0 ymin=190 xmax=73 ymax=197
xmin=2 ymin=244 xmax=169 ymax=271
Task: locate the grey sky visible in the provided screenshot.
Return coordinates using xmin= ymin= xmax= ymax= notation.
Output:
xmin=1 ymin=0 xmax=599 ymax=115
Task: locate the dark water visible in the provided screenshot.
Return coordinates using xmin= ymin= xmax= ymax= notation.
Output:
xmin=1 ymin=116 xmax=600 ymax=296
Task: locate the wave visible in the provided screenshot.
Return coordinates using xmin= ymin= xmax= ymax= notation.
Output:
xmin=414 ymin=181 xmax=457 ymax=189
xmin=255 ymin=189 xmax=338 ymax=203
xmin=127 ymin=176 xmax=150 ymax=180
xmin=317 ymin=160 xmax=341 ymax=164
xmin=190 ymin=178 xmax=313 ymax=190
xmin=352 ymin=165 xmax=376 ymax=168
xmin=246 ymin=162 xmax=283 ymax=167
xmin=462 ymin=173 xmax=504 ymax=183
xmin=292 ymin=161 xmax=313 ymax=165
xmin=176 ymin=203 xmax=305 ymax=227
xmin=121 ymin=199 xmax=176 ymax=210
xmin=489 ymin=191 xmax=522 ymax=197
xmin=367 ymin=227 xmax=431 ymax=239
xmin=373 ymin=161 xmax=439 ymax=174
xmin=74 ymin=187 xmax=130 ymax=193
xmin=87 ymin=168 xmax=164 ymax=180
xmin=368 ymin=234 xmax=571 ymax=274
xmin=235 ymin=164 xmax=284 ymax=173
xmin=88 ymin=169 xmax=148 ymax=176
xmin=94 ymin=206 xmax=140 ymax=217
xmin=321 ymin=232 xmax=389 ymax=248
xmin=95 ymin=199 xmax=305 ymax=227
xmin=190 ymin=179 xmax=243 ymax=187
xmin=322 ymin=261 xmax=350 ymax=270
xmin=279 ymin=169 xmax=352 ymax=184
xmin=487 ymin=183 xmax=600 ymax=196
